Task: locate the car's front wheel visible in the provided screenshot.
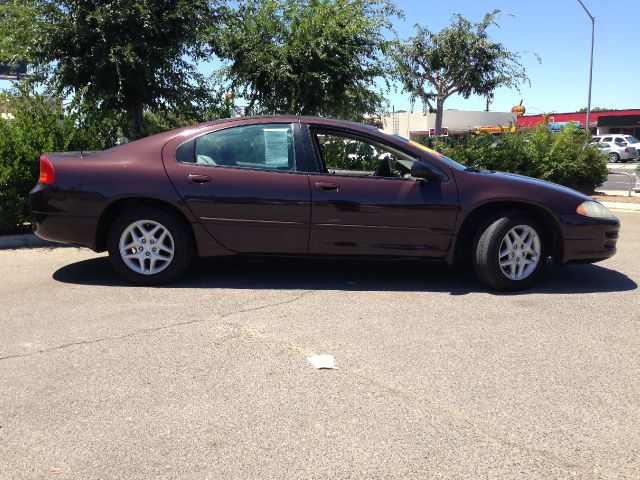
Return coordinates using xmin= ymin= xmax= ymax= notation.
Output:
xmin=472 ymin=213 xmax=546 ymax=291
xmin=107 ymin=207 xmax=193 ymax=285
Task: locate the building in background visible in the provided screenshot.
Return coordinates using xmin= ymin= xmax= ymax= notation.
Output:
xmin=380 ymin=110 xmax=516 ymax=141
xmin=517 ymin=109 xmax=640 ymax=137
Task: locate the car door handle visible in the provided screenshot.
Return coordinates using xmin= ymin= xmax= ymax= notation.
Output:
xmin=315 ymin=181 xmax=339 ymax=192
xmin=187 ymin=174 xmax=212 ymax=185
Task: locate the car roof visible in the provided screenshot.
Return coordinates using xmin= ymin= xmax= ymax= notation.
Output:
xmin=178 ymin=115 xmax=376 ymax=133
xmin=109 ymin=115 xmax=385 ymax=157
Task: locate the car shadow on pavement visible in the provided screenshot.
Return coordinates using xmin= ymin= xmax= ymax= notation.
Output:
xmin=52 ymin=256 xmax=637 ymax=295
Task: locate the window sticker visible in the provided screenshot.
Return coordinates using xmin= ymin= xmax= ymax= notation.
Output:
xmin=264 ymin=128 xmax=290 ymax=167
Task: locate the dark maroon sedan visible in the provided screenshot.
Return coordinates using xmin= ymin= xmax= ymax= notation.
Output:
xmin=30 ymin=116 xmax=619 ymax=290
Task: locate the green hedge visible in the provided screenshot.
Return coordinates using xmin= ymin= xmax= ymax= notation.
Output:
xmin=435 ymin=125 xmax=608 ymax=193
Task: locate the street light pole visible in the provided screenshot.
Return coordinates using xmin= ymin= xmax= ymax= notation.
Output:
xmin=577 ymin=0 xmax=595 ymax=135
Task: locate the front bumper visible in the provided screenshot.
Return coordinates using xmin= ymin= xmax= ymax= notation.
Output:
xmin=558 ymin=213 xmax=620 ymax=264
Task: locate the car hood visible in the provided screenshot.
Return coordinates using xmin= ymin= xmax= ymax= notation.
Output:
xmin=455 ymin=168 xmax=595 ymax=213
xmin=491 ymin=171 xmax=591 ymax=200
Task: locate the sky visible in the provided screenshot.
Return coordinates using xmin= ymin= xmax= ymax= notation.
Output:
xmin=3 ymin=0 xmax=639 ymax=115
xmin=380 ymin=0 xmax=640 ymax=114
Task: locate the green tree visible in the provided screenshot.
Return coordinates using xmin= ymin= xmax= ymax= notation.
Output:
xmin=0 ymin=0 xmax=44 ymax=64
xmin=577 ymin=107 xmax=610 ymax=113
xmin=393 ymin=11 xmax=531 ymax=135
xmin=35 ymin=0 xmax=221 ymax=139
xmin=214 ymin=0 xmax=399 ymax=119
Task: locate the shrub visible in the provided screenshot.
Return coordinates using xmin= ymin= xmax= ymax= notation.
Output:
xmin=0 ymin=86 xmax=63 ymax=233
xmin=436 ymin=125 xmax=608 ymax=193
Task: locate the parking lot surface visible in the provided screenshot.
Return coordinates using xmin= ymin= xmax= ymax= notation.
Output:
xmin=1 ymin=212 xmax=639 ymax=479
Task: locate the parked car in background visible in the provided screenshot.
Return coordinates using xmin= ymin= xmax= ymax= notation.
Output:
xmin=595 ymin=141 xmax=638 ymax=163
xmin=592 ymin=134 xmax=640 ymax=160
xmin=30 ymin=116 xmax=620 ymax=291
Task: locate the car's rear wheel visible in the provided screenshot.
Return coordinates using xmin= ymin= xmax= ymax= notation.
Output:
xmin=107 ymin=207 xmax=192 ymax=285
xmin=473 ymin=213 xmax=545 ymax=291
xmin=608 ymin=152 xmax=620 ymax=163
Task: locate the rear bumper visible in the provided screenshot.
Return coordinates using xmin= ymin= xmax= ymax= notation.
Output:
xmin=31 ymin=211 xmax=99 ymax=250
xmin=559 ymin=214 xmax=620 ymax=264
xmin=30 ymin=184 xmax=99 ymax=250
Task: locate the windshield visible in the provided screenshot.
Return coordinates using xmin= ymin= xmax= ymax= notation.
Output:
xmin=625 ymin=136 xmax=639 ymax=144
xmin=381 ymin=132 xmax=467 ymax=171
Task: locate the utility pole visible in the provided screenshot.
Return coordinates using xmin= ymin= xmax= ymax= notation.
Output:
xmin=577 ymin=0 xmax=595 ymax=134
xmin=485 ymin=92 xmax=493 ymax=112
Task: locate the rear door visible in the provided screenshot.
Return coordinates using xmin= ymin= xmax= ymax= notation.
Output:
xmin=162 ymin=122 xmax=311 ymax=254
xmin=304 ymin=127 xmax=459 ymax=257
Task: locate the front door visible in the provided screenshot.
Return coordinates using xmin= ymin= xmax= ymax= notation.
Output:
xmin=163 ymin=122 xmax=311 ymax=254
xmin=306 ymin=128 xmax=459 ymax=257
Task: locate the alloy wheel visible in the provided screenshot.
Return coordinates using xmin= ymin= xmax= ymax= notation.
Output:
xmin=119 ymin=220 xmax=175 ymax=275
xmin=498 ymin=225 xmax=541 ymax=281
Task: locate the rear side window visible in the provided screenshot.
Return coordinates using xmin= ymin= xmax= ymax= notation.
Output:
xmin=602 ymin=137 xmax=613 ymax=142
xmin=177 ymin=123 xmax=296 ymax=171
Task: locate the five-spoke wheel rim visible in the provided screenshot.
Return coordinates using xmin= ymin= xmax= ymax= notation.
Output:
xmin=498 ymin=225 xmax=541 ymax=281
xmin=119 ymin=220 xmax=174 ymax=275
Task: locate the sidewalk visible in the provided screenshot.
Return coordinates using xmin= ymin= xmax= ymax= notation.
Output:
xmin=593 ymin=187 xmax=640 ymax=212
xmin=0 ymin=233 xmax=59 ymax=250
xmin=599 ymin=201 xmax=640 ymax=212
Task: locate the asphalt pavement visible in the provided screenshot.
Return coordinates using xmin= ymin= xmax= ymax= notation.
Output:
xmin=1 ymin=212 xmax=639 ymax=479
xmin=602 ymin=161 xmax=639 ymax=192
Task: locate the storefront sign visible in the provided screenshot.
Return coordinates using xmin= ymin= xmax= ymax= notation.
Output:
xmin=475 ymin=126 xmax=517 ymax=134
xmin=511 ymin=105 xmax=526 ymax=116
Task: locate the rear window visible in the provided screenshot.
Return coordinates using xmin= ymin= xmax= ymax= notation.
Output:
xmin=177 ymin=123 xmax=296 ymax=171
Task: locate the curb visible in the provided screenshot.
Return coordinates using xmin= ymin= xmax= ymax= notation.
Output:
xmin=0 ymin=233 xmax=61 ymax=250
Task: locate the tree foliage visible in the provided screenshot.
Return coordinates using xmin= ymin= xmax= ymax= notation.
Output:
xmin=35 ymin=0 xmax=221 ymax=139
xmin=0 ymin=0 xmax=45 ymax=63
xmin=214 ymin=0 xmax=399 ymax=119
xmin=393 ymin=11 xmax=530 ymax=134
xmin=577 ymin=107 xmax=611 ymax=113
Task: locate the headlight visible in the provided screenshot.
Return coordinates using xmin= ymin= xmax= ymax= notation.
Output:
xmin=576 ymin=201 xmax=615 ymax=219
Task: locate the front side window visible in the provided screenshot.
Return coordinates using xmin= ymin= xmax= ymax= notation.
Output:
xmin=312 ymin=131 xmax=417 ymax=178
xmin=178 ymin=123 xmax=296 ymax=171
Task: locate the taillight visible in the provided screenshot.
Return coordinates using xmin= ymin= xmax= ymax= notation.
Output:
xmin=625 ymin=147 xmax=630 ymax=153
xmin=39 ymin=154 xmax=55 ymax=184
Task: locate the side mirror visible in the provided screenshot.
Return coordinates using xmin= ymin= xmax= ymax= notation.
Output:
xmin=411 ymin=161 xmax=443 ymax=182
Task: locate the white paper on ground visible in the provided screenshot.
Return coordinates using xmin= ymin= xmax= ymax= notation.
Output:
xmin=306 ymin=354 xmax=337 ymax=369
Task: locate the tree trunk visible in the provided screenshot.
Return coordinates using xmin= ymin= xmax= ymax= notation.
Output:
xmin=127 ymin=102 xmax=144 ymax=140
xmin=434 ymin=96 xmax=445 ymax=135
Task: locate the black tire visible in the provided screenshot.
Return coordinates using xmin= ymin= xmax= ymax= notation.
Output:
xmin=608 ymin=152 xmax=620 ymax=163
xmin=107 ymin=207 xmax=193 ymax=285
xmin=472 ymin=213 xmax=546 ymax=291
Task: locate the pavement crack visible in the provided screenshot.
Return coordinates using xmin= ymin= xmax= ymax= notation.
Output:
xmin=219 ymin=290 xmax=313 ymax=320
xmin=0 ymin=291 xmax=314 ymax=362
